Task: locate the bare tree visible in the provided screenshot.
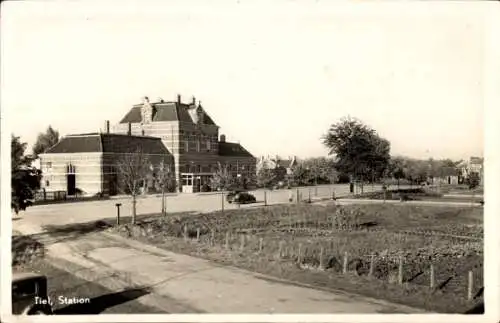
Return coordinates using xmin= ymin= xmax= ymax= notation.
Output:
xmin=156 ymin=160 xmax=175 ymax=216
xmin=210 ymin=162 xmax=235 ymax=191
xmin=116 ymin=148 xmax=151 ymax=225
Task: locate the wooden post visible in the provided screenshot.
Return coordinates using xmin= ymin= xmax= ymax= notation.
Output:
xmin=264 ymin=190 xmax=267 ymax=206
xmin=343 ymin=251 xmax=348 ymax=274
xmin=298 ymin=243 xmax=303 ymax=264
xmin=398 ymin=256 xmax=404 ymax=285
xmin=319 ymin=246 xmax=324 ymax=269
xmin=240 ymin=235 xmax=245 ymax=251
xmin=115 ymin=203 xmax=122 ymax=226
xmin=259 ymin=237 xmax=263 ymax=253
xmin=430 ymin=264 xmax=435 ymax=289
xmin=196 ymin=228 xmax=200 ymax=242
xmin=308 ymin=188 xmax=311 ymax=202
xmin=225 ymin=232 xmax=230 ymax=250
xmin=183 ymin=225 xmax=188 ymax=241
xmin=369 ymin=254 xmax=375 ymax=277
xmin=278 ymin=241 xmax=284 ymax=258
xmin=296 ymin=188 xmax=299 ymax=204
xmin=468 ymin=271 xmax=473 ymax=300
xmin=221 ymin=191 xmax=225 ymax=213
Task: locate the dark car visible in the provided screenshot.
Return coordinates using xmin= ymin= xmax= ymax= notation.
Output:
xmin=226 ymin=191 xmax=256 ymax=204
xmin=12 ymin=272 xmax=53 ymax=315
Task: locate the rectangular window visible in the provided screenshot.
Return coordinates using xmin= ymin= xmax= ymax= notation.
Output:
xmin=184 ymin=140 xmax=189 ymax=152
xmin=196 ymin=140 xmax=200 ymax=152
xmin=206 ymin=140 xmax=211 ymax=151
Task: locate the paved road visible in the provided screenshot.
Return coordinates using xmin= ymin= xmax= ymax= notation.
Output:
xmin=19 ymin=184 xmax=392 ymax=229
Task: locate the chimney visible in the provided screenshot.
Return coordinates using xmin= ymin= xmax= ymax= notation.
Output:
xmin=177 ymin=94 xmax=181 ymax=104
xmin=192 ymin=96 xmax=196 ymax=105
xmin=158 ymin=97 xmax=164 ymax=103
xmin=220 ymin=134 xmax=226 ymax=143
xmin=105 ymin=120 xmax=110 ymax=134
xmin=127 ymin=122 xmax=132 ymax=136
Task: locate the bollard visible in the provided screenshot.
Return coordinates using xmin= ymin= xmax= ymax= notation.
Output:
xmin=115 ymin=203 xmax=122 ymax=225
xmin=369 ymin=254 xmax=375 ymax=277
xmin=468 ymin=271 xmax=473 ymax=300
xmin=343 ymin=251 xmax=348 ymax=274
xmin=259 ymin=237 xmax=264 ymax=253
xmin=430 ymin=264 xmax=435 ymax=289
xmin=196 ymin=228 xmax=200 ymax=242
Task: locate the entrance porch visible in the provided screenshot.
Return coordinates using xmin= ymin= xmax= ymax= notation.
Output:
xmin=180 ymin=172 xmax=213 ymax=193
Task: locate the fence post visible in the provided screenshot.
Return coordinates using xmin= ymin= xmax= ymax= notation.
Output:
xmin=196 ymin=228 xmax=200 ymax=242
xmin=259 ymin=237 xmax=263 ymax=253
xmin=296 ymin=188 xmax=299 ymax=204
xmin=225 ymin=232 xmax=230 ymax=250
xmin=264 ymin=190 xmax=268 ymax=206
xmin=468 ymin=271 xmax=474 ymax=300
xmin=398 ymin=256 xmax=404 ymax=285
xmin=308 ymin=188 xmax=311 ymax=202
xmin=298 ymin=243 xmax=303 ymax=264
xmin=319 ymin=246 xmax=324 ymax=269
xmin=210 ymin=229 xmax=215 ymax=246
xmin=183 ymin=225 xmax=188 ymax=241
xmin=430 ymin=263 xmax=435 ymax=289
xmin=240 ymin=235 xmax=245 ymax=251
xmin=343 ymin=251 xmax=348 ymax=274
xmin=278 ymin=241 xmax=284 ymax=258
xmin=221 ymin=191 xmax=225 ymax=213
xmin=332 ymin=189 xmax=336 ymax=201
xmin=369 ymin=254 xmax=375 ymax=277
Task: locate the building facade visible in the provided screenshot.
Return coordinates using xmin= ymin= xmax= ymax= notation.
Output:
xmin=39 ymin=95 xmax=256 ymax=196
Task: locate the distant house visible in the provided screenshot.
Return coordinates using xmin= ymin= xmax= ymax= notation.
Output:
xmin=256 ymin=155 xmax=298 ymax=177
xmin=430 ymin=166 xmax=460 ymax=185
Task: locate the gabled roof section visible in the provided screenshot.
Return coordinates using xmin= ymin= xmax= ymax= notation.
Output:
xmin=45 ymin=134 xmax=102 ymax=153
xmin=119 ymin=101 xmax=217 ymax=126
xmin=218 ymin=142 xmax=254 ymax=158
xmin=44 ymin=133 xmax=172 ymax=155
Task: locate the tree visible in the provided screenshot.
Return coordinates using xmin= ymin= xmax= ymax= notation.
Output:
xmin=301 ymin=157 xmax=338 ymax=185
xmin=256 ymin=167 xmax=277 ymax=189
xmin=322 ymin=117 xmax=391 ymax=189
xmin=156 ymin=161 xmax=175 ymax=216
xmin=288 ymin=163 xmax=312 ymax=187
xmin=210 ymin=163 xmax=236 ymax=191
xmin=116 ymin=148 xmax=151 ymax=225
xmin=32 ymin=126 xmax=59 ymax=158
xmin=12 ymin=135 xmax=42 ymax=214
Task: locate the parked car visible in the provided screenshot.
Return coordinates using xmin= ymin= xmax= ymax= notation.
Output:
xmin=226 ymin=191 xmax=256 ymax=204
xmin=12 ymin=272 xmax=53 ymax=315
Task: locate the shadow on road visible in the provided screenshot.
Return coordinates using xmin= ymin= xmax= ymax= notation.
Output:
xmin=54 ymin=287 xmax=152 ymax=314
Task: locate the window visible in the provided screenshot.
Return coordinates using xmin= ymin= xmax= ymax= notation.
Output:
xmin=184 ymin=140 xmax=189 ymax=152
xmin=206 ymin=140 xmax=211 ymax=151
xmin=45 ymin=180 xmax=50 ymax=187
xmin=46 ymin=162 xmax=52 ymax=169
xmin=196 ymin=140 xmax=200 ymax=152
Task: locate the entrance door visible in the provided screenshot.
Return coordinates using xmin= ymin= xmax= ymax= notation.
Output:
xmin=67 ymin=174 xmax=76 ymax=195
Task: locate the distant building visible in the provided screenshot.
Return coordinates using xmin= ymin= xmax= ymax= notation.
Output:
xmin=39 ymin=95 xmax=256 ymax=196
xmin=457 ymin=156 xmax=484 ymax=185
xmin=257 ymin=155 xmax=298 ymax=176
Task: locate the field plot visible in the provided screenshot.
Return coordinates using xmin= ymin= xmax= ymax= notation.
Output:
xmin=111 ymin=203 xmax=483 ymax=313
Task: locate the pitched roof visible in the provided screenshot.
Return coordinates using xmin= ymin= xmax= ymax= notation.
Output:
xmin=218 ymin=142 xmax=255 ymax=158
xmin=44 ymin=133 xmax=172 ymax=155
xmin=119 ymin=102 xmax=216 ymax=126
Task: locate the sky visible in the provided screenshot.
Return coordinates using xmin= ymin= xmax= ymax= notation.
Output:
xmin=1 ymin=1 xmax=486 ymax=161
